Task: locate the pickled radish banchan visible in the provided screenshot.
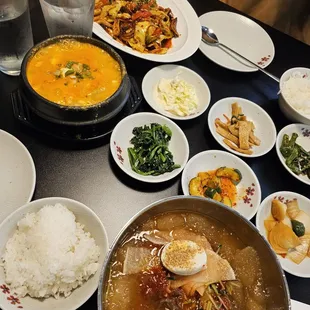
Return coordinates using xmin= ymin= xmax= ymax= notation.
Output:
xmin=104 ymin=212 xmax=268 ymax=310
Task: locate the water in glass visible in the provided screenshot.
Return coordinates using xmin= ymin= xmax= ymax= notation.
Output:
xmin=0 ymin=0 xmax=33 ymax=76
xmin=39 ymin=0 xmax=95 ymax=37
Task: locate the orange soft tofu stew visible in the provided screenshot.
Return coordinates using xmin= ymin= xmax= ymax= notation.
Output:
xmin=26 ymin=40 xmax=122 ymax=107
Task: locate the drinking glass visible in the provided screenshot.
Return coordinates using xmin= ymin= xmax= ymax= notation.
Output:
xmin=0 ymin=0 xmax=33 ymax=76
xmin=39 ymin=0 xmax=95 ymax=37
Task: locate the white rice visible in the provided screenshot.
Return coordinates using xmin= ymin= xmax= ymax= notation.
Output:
xmin=1 ymin=204 xmax=100 ymax=299
xmin=281 ymin=71 xmax=310 ymax=117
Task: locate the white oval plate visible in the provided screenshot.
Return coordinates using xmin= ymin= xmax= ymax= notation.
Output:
xmin=142 ymin=65 xmax=211 ymax=120
xmin=181 ymin=150 xmax=261 ymax=220
xmin=93 ymin=0 xmax=201 ymax=62
xmin=256 ymin=191 xmax=310 ymax=278
xmin=199 ymin=11 xmax=275 ymax=72
xmin=110 ymin=112 xmax=189 ymax=183
xmin=0 ymin=197 xmax=109 ymax=310
xmin=0 ymin=130 xmax=36 ymax=223
xmin=276 ymin=124 xmax=310 ymax=185
xmin=208 ymin=97 xmax=277 ymax=158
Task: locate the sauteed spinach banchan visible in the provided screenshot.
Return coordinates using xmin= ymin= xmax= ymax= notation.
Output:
xmin=128 ymin=123 xmax=180 ymax=176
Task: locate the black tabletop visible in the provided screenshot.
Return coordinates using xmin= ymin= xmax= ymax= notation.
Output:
xmin=1 ymin=0 xmax=310 ymax=308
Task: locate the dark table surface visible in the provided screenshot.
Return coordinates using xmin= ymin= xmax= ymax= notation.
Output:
xmin=1 ymin=0 xmax=310 ymax=308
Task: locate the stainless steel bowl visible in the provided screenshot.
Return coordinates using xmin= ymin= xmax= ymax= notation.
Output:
xmin=97 ymin=196 xmax=291 ymax=310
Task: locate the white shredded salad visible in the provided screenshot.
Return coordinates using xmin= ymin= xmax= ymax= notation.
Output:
xmin=1 ymin=204 xmax=100 ymax=299
xmin=282 ymin=71 xmax=310 ymax=117
xmin=155 ymin=76 xmax=198 ymax=117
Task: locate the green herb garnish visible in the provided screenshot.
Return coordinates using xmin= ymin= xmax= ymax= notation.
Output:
xmin=66 ymin=61 xmax=78 ymax=69
xmin=64 ymin=69 xmax=74 ymax=76
xmin=54 ymin=60 xmax=93 ymax=81
xmin=75 ymin=72 xmax=84 ymax=79
xmin=216 ymin=244 xmax=222 ymax=254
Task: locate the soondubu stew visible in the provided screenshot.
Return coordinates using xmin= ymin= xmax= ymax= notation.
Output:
xmin=27 ymin=39 xmax=122 ymax=107
xmin=104 ymin=212 xmax=268 ymax=310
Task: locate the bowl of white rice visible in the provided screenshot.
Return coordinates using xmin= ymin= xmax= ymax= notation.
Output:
xmin=279 ymin=67 xmax=310 ymax=125
xmin=0 ymin=197 xmax=109 ymax=310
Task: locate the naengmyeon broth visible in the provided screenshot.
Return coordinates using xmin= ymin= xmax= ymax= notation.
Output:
xmin=104 ymin=212 xmax=268 ymax=310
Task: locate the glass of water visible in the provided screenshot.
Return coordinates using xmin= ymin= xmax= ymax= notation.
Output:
xmin=39 ymin=0 xmax=95 ymax=37
xmin=0 ymin=0 xmax=33 ymax=76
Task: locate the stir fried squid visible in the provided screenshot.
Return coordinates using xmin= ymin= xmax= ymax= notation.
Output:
xmin=94 ymin=0 xmax=179 ymax=54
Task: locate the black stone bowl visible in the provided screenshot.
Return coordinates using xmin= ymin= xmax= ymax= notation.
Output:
xmin=20 ymin=35 xmax=131 ymax=126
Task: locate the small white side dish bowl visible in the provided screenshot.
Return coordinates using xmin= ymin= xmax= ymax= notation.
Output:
xmin=181 ymin=150 xmax=261 ymax=220
xmin=142 ymin=65 xmax=211 ymax=120
xmin=110 ymin=112 xmax=189 ymax=183
xmin=276 ymin=124 xmax=310 ymax=186
xmin=208 ymin=97 xmax=277 ymax=157
xmin=279 ymin=67 xmax=310 ymax=125
xmin=0 ymin=197 xmax=109 ymax=310
xmin=256 ymin=191 xmax=310 ymax=278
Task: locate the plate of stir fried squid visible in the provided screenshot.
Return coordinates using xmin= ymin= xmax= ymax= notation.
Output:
xmin=93 ymin=0 xmax=201 ymax=62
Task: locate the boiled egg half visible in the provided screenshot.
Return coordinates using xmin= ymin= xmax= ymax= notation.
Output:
xmin=161 ymin=240 xmax=207 ymax=276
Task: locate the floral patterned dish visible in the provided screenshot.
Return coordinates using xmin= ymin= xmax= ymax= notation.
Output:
xmin=181 ymin=150 xmax=262 ymax=220
xmin=256 ymin=191 xmax=310 ymax=278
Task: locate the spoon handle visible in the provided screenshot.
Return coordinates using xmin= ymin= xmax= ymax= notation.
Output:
xmin=219 ymin=43 xmax=280 ymax=83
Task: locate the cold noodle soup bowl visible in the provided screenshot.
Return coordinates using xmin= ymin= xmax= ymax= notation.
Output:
xmin=98 ymin=196 xmax=290 ymax=310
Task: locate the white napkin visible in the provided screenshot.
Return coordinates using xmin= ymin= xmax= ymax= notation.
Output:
xmin=292 ymin=299 xmax=310 ymax=309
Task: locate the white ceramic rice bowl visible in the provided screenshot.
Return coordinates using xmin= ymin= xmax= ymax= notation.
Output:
xmin=279 ymin=67 xmax=310 ymax=125
xmin=0 ymin=197 xmax=109 ymax=310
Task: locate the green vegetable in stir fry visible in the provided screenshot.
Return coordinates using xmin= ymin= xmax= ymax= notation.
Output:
xmin=127 ymin=123 xmax=180 ymax=176
xmin=280 ymin=133 xmax=310 ymax=179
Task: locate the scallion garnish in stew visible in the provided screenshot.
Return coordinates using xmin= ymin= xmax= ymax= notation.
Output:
xmin=54 ymin=61 xmax=94 ymax=81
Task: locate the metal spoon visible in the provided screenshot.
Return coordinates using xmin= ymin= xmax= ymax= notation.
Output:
xmin=201 ymin=26 xmax=279 ymax=83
